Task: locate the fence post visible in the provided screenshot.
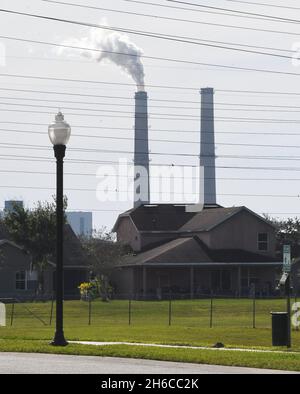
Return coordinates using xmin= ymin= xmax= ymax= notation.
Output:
xmin=253 ymin=288 xmax=256 ymax=329
xmin=295 ymin=292 xmax=299 ymax=332
xmin=49 ymin=294 xmax=54 ymax=326
xmin=128 ymin=299 xmax=132 ymax=326
xmin=210 ymin=292 xmax=213 ymax=328
xmin=10 ymin=301 xmax=15 ymax=327
xmin=88 ymin=298 xmax=92 ymax=326
xmin=168 ymin=296 xmax=172 ymax=327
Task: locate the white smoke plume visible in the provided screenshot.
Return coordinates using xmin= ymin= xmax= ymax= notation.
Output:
xmin=56 ymin=22 xmax=145 ymax=91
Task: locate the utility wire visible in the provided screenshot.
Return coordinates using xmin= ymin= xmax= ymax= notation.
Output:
xmin=119 ymin=0 xmax=300 ymax=33
xmin=167 ymin=0 xmax=300 ymax=24
xmin=2 ymin=95 xmax=300 ymax=113
xmin=2 ymin=152 xmax=300 ymax=172
xmin=0 ymin=182 xmax=299 ymax=199
xmin=1 ymin=71 xmax=300 ymax=93
xmin=3 ymin=86 xmax=300 ymax=105
xmin=0 ymin=9 xmax=299 ymax=77
xmin=3 ymin=127 xmax=300 ymax=149
xmin=39 ymin=1 xmax=296 ymax=55
xmin=4 ymin=99 xmax=300 ymax=117
xmin=2 ymin=105 xmax=300 ymax=123
xmin=3 ymin=120 xmax=300 ymax=135
xmin=3 ymin=168 xmax=300 ymax=182
xmin=3 ymin=140 xmax=300 ymax=161
xmin=225 ymin=0 xmax=300 ymax=11
xmin=0 ymin=32 xmax=294 ymax=63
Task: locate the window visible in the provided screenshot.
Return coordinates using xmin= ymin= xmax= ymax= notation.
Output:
xmin=16 ymin=271 xmax=26 ymax=290
xmin=258 ymin=233 xmax=268 ymax=251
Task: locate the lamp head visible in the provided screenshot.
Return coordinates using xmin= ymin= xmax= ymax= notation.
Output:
xmin=48 ymin=112 xmax=71 ymax=146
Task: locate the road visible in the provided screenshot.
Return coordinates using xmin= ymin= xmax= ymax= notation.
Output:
xmin=0 ymin=353 xmax=296 ymax=374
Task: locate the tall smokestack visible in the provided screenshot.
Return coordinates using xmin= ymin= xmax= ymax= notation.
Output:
xmin=200 ymin=88 xmax=216 ymax=205
xmin=134 ymin=90 xmax=150 ymax=208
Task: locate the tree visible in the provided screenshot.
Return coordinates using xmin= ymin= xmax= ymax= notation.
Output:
xmin=80 ymin=228 xmax=131 ymax=301
xmin=264 ymin=215 xmax=300 ymax=258
xmin=3 ymin=198 xmax=67 ymax=295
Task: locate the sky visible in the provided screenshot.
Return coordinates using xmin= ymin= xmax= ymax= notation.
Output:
xmin=0 ymin=0 xmax=300 ymax=231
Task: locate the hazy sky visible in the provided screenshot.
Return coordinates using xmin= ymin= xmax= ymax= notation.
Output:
xmin=0 ymin=0 xmax=300 ymax=231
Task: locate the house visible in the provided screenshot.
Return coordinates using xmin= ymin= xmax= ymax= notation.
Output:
xmin=0 ymin=223 xmax=89 ymax=300
xmin=112 ymin=204 xmax=282 ymax=299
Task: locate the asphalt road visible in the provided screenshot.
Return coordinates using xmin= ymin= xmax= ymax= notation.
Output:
xmin=0 ymin=353 xmax=296 ymax=374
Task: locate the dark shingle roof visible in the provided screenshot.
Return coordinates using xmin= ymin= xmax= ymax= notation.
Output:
xmin=113 ymin=204 xmax=197 ymax=232
xmin=120 ymin=236 xmax=280 ymax=266
xmin=179 ymin=207 xmax=243 ymax=232
xmin=0 ymin=221 xmax=88 ymax=269
xmin=179 ymin=206 xmax=275 ymax=232
xmin=113 ymin=204 xmax=274 ymax=234
xmin=113 ymin=204 xmax=226 ymax=232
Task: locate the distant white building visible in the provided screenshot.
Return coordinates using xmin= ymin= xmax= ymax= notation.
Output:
xmin=66 ymin=212 xmax=93 ymax=237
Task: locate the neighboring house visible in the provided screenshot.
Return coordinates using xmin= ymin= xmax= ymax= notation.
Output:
xmin=44 ymin=224 xmax=90 ymax=298
xmin=112 ymin=204 xmax=282 ymax=299
xmin=0 ymin=224 xmax=89 ymax=300
xmin=66 ymin=212 xmax=93 ymax=237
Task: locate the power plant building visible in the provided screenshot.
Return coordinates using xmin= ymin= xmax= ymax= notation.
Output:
xmin=112 ymin=88 xmax=282 ymax=298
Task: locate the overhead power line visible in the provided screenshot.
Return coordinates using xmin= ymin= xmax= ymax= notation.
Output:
xmin=4 ymin=99 xmax=300 ymax=118
xmin=0 ymin=182 xmax=299 ymax=199
xmin=2 ymin=72 xmax=300 ymax=98
xmin=3 ymin=120 xmax=300 ymax=136
xmin=4 ymin=168 xmax=300 ymax=183
xmin=3 ymin=94 xmax=300 ymax=113
xmin=0 ymin=9 xmax=300 ymax=77
xmin=225 ymin=0 xmax=300 ymax=11
xmin=167 ymin=0 xmax=300 ymax=24
xmin=3 ymin=152 xmax=300 ymax=172
xmin=116 ymin=0 xmax=300 ymax=36
xmin=4 ymin=140 xmax=300 ymax=161
xmin=0 ymin=31 xmax=294 ymax=63
xmin=5 ymin=126 xmax=300 ymax=149
xmin=40 ymin=0 xmax=295 ymax=56
xmin=3 ymin=86 xmax=300 ymax=105
xmin=2 ymin=104 xmax=300 ymax=123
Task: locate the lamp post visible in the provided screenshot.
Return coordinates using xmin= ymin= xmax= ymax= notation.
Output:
xmin=48 ymin=111 xmax=71 ymax=347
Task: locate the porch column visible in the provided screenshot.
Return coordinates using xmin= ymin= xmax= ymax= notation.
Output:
xmin=142 ymin=266 xmax=147 ymax=300
xmin=190 ymin=266 xmax=194 ymax=299
xmin=238 ymin=266 xmax=241 ymax=297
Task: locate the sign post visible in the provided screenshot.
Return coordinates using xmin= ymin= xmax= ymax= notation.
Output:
xmin=283 ymin=245 xmax=292 ymax=348
xmin=283 ymin=245 xmax=291 ymax=274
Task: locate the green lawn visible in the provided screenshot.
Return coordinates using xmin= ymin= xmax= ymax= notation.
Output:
xmin=0 ymin=298 xmax=300 ymax=371
xmin=0 ymin=298 xmax=298 ymax=347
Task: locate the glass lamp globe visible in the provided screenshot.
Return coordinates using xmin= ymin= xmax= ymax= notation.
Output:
xmin=48 ymin=112 xmax=71 ymax=146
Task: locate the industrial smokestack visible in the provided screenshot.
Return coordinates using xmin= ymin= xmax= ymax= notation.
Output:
xmin=200 ymin=88 xmax=216 ymax=205
xmin=134 ymin=90 xmax=150 ymax=208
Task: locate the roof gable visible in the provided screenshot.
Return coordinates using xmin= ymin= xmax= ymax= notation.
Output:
xmin=179 ymin=206 xmax=275 ymax=233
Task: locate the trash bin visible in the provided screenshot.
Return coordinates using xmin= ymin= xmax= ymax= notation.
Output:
xmin=271 ymin=312 xmax=288 ymax=346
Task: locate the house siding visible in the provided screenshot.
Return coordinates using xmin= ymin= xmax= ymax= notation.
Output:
xmin=207 ymin=210 xmax=276 ymax=257
xmin=117 ymin=217 xmax=141 ymax=251
xmin=0 ymin=243 xmax=36 ymax=298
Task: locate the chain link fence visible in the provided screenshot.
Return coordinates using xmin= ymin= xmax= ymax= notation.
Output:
xmin=1 ymin=293 xmax=299 ymax=330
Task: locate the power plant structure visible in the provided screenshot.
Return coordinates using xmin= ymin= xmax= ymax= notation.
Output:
xmin=200 ymin=87 xmax=216 ymax=206
xmin=134 ymin=90 xmax=150 ymax=208
xmin=132 ymin=87 xmax=217 ymax=210
xmin=112 ymin=86 xmax=281 ymax=300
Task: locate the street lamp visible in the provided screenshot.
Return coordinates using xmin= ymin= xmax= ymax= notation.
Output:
xmin=49 ymin=111 xmax=71 ymax=347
